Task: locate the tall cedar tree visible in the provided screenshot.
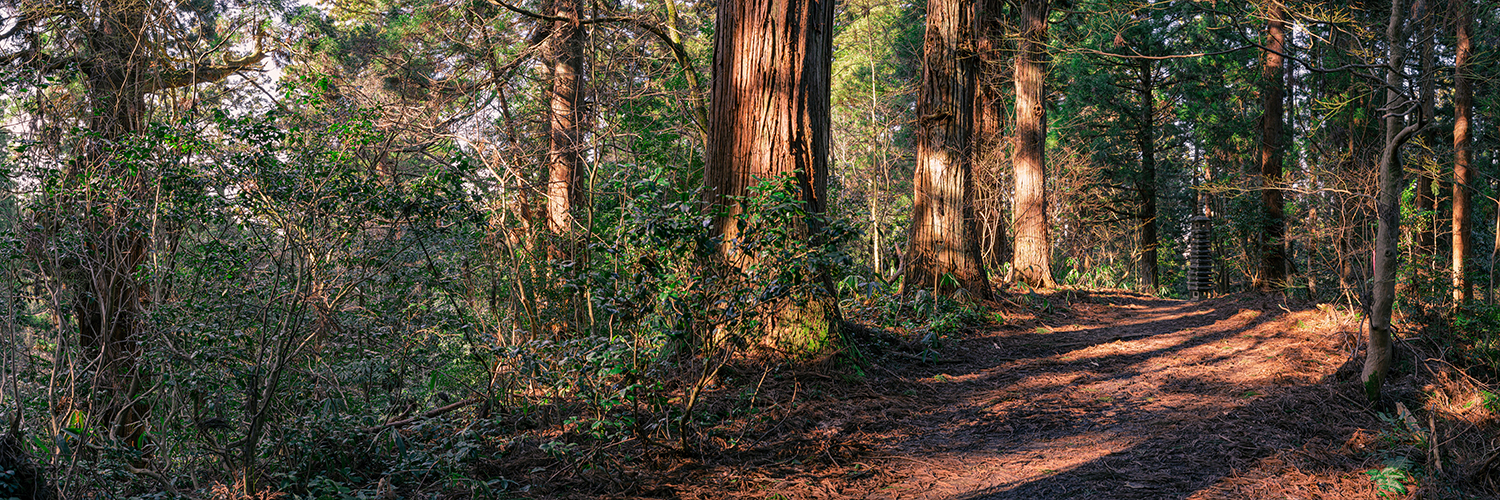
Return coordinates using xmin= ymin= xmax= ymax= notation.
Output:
xmin=1256 ymin=2 xmax=1288 ymax=292
xmin=1452 ymin=0 xmax=1474 ymax=302
xmin=1136 ymin=58 xmax=1159 ymax=291
xmin=975 ymin=0 xmax=1012 ymax=272
xmin=1415 ymin=0 xmax=1438 ymax=260
xmin=1012 ymin=0 xmax=1054 ymax=287
xmin=704 ymin=0 xmax=841 ymax=349
xmin=1366 ymin=0 xmax=1427 ymax=402
xmin=903 ymin=0 xmax=992 ymax=299
xmin=1 ymin=0 xmax=262 ymax=445
xmin=545 ymin=0 xmax=586 ymax=244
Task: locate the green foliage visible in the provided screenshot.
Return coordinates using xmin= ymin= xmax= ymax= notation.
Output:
xmin=840 ymin=271 xmax=986 ymax=355
xmin=0 ymin=468 xmax=22 ymax=500
xmin=1363 ymin=404 xmax=1426 ymax=497
xmin=829 ymin=0 xmax=923 ymax=275
xmin=1448 ymin=304 xmax=1500 ymax=378
xmin=1058 ymin=257 xmax=1129 ymax=289
xmin=1365 ymin=456 xmax=1412 ymax=498
xmin=0 ymin=74 xmax=496 ymax=496
xmin=592 ymin=173 xmax=855 ymax=358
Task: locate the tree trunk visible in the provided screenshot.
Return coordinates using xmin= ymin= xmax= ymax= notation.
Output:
xmin=1255 ymin=2 xmax=1287 ymax=292
xmin=704 ymin=0 xmax=840 ymax=355
xmin=1452 ymin=0 xmax=1473 ymax=302
xmin=1324 ymin=24 xmax=1376 ymax=304
xmin=903 ymin=0 xmax=991 ymax=300
xmin=70 ymin=0 xmax=154 ymax=448
xmin=1136 ymin=59 xmax=1158 ymax=293
xmin=545 ymin=0 xmax=585 ymax=245
xmin=1415 ymin=0 xmax=1437 ymax=261
xmin=974 ymin=0 xmax=1011 ymax=275
xmin=1365 ymin=0 xmax=1424 ymax=403
xmin=1011 ymin=0 xmax=1054 ymax=288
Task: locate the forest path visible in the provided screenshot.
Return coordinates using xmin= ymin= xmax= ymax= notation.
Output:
xmin=673 ymin=291 xmax=1395 ymax=499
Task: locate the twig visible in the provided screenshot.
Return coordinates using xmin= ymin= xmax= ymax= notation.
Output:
xmin=127 ymin=465 xmax=196 ymax=499
xmin=1429 ymin=411 xmax=1442 ymax=473
xmin=1055 ymin=332 xmax=1157 ymax=348
xmin=1331 ymin=388 xmax=1380 ymax=418
xmin=874 ymin=455 xmax=939 ymax=467
xmin=360 ymin=397 xmax=482 ymax=433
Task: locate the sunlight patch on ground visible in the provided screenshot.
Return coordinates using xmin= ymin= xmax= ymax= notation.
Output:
xmin=866 ymin=432 xmax=1134 ymax=500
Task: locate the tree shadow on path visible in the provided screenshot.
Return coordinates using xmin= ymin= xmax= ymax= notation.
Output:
xmin=829 ymin=291 xmax=1389 ymax=500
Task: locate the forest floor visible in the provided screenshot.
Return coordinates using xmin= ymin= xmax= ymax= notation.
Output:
xmin=486 ymin=291 xmax=1500 ymax=499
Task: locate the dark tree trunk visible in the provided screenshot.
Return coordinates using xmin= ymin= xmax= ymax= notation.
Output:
xmin=1256 ymin=2 xmax=1287 ymax=292
xmin=974 ymin=0 xmax=1011 ymax=274
xmin=74 ymin=0 xmax=153 ymax=447
xmin=1453 ymin=0 xmax=1474 ymax=302
xmin=704 ymin=0 xmax=840 ymax=353
xmin=1136 ymin=59 xmax=1158 ymax=292
xmin=974 ymin=0 xmax=1007 ymax=144
xmin=1011 ymin=0 xmax=1053 ymax=287
xmin=903 ymin=0 xmax=991 ymax=299
xmin=1415 ymin=0 xmax=1437 ymax=261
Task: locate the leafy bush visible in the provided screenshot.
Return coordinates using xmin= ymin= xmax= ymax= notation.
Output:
xmin=1450 ymin=304 xmax=1500 ymax=379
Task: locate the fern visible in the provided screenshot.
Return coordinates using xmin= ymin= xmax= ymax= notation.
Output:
xmin=1365 ymin=457 xmax=1410 ymax=498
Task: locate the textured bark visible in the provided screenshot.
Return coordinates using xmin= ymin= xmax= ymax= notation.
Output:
xmin=1366 ymin=0 xmax=1423 ymax=403
xmin=1452 ymin=0 xmax=1473 ymax=302
xmin=545 ymin=0 xmax=585 ymax=242
xmin=1136 ymin=59 xmax=1158 ymax=292
xmin=1011 ymin=0 xmax=1053 ymax=288
xmin=903 ymin=0 xmax=991 ymax=300
xmin=973 ymin=0 xmax=1007 ymax=144
xmin=1255 ymin=3 xmax=1287 ymax=292
xmin=704 ymin=0 xmax=840 ymax=353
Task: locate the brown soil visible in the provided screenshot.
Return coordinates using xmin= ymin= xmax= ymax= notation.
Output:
xmin=492 ymin=291 xmax=1497 ymax=499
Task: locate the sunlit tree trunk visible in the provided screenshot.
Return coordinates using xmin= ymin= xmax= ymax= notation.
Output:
xmin=1255 ymin=2 xmax=1287 ymax=292
xmin=903 ymin=0 xmax=991 ymax=299
xmin=704 ymin=0 xmax=840 ymax=352
xmin=1366 ymin=0 xmax=1424 ymax=403
xmin=545 ymin=0 xmax=586 ymax=247
xmin=1011 ymin=0 xmax=1054 ymax=287
xmin=1452 ymin=0 xmax=1474 ymax=302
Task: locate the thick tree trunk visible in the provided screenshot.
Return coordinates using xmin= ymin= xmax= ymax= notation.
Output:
xmin=73 ymin=0 xmax=153 ymax=447
xmin=1256 ymin=2 xmax=1287 ymax=292
xmin=1136 ymin=59 xmax=1158 ymax=292
xmin=903 ymin=0 xmax=991 ymax=300
xmin=545 ymin=0 xmax=585 ymax=244
xmin=1452 ymin=0 xmax=1473 ymax=302
xmin=1011 ymin=0 xmax=1054 ymax=288
xmin=1365 ymin=0 xmax=1423 ymax=403
xmin=704 ymin=0 xmax=840 ymax=355
xmin=974 ymin=0 xmax=1011 ymax=274
xmin=973 ymin=0 xmax=1007 ymax=144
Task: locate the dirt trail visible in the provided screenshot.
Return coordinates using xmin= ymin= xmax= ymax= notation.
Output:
xmin=669 ymin=291 xmax=1396 ymax=499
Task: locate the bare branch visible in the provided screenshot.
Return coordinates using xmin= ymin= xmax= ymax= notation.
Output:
xmin=1067 ymin=45 xmax=1256 ymax=61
